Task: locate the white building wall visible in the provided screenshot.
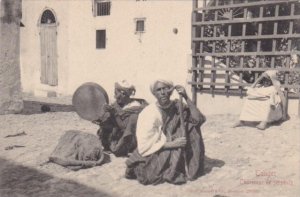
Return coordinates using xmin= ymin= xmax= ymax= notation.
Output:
xmin=21 ymin=0 xmax=193 ymax=104
xmin=20 ymin=0 xmax=299 ymax=115
xmin=21 ymin=0 xmax=71 ymax=97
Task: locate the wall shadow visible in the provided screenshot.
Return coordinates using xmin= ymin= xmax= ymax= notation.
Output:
xmin=204 ymin=156 xmax=225 ymax=175
xmin=22 ymin=100 xmax=74 ymax=115
xmin=0 ymin=157 xmax=111 ymax=197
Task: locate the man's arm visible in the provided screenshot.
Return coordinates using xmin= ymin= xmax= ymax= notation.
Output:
xmin=175 ymin=85 xmax=206 ymax=124
xmin=251 ymin=72 xmax=267 ymax=88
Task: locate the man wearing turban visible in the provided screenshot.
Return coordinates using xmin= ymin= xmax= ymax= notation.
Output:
xmin=125 ymin=79 xmax=206 ymax=185
xmin=233 ymin=70 xmax=287 ymax=130
xmin=94 ymin=80 xmax=148 ymax=156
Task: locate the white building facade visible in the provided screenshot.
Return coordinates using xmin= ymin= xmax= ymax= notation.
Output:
xmin=20 ymin=0 xmax=194 ymax=102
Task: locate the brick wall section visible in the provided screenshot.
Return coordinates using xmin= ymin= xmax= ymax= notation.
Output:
xmin=0 ymin=0 xmax=23 ymax=114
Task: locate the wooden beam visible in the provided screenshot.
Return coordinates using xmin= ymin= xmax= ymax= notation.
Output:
xmin=190 ymin=67 xmax=300 ymax=72
xmin=193 ymin=15 xmax=300 ymax=26
xmin=193 ymin=33 xmax=300 ymax=41
xmin=195 ymin=51 xmax=300 ymax=57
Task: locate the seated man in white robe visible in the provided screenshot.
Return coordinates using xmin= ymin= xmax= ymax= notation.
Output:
xmin=233 ymin=70 xmax=287 ymax=130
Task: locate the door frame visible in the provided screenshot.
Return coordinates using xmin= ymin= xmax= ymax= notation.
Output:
xmin=37 ymin=7 xmax=59 ymax=86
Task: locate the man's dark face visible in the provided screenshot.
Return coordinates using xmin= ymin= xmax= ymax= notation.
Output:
xmin=114 ymin=88 xmax=130 ymax=105
xmin=153 ymin=82 xmax=172 ymax=106
xmin=262 ymin=77 xmax=273 ymax=87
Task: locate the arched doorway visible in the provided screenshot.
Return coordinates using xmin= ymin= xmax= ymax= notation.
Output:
xmin=39 ymin=9 xmax=58 ymax=86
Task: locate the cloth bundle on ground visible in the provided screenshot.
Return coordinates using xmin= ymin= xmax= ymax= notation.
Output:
xmin=49 ymin=130 xmax=107 ymax=170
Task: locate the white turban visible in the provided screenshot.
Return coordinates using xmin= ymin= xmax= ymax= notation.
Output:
xmin=115 ymin=80 xmax=136 ymax=96
xmin=150 ymin=79 xmax=174 ymax=95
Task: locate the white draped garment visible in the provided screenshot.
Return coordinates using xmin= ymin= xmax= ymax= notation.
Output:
xmin=136 ymin=103 xmax=167 ymax=157
xmin=239 ymin=86 xmax=283 ymax=122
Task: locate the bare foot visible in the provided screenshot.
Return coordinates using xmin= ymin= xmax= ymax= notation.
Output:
xmin=232 ymin=121 xmax=244 ymax=128
xmin=256 ymin=121 xmax=267 ymax=130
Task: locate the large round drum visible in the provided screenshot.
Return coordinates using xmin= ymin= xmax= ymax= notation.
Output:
xmin=72 ymin=82 xmax=109 ymax=121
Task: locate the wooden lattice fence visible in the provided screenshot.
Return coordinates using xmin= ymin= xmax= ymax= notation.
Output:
xmin=190 ymin=0 xmax=300 ymax=115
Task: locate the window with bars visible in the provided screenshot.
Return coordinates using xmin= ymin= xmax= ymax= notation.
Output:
xmin=95 ymin=0 xmax=111 ymax=16
xmin=135 ymin=18 xmax=145 ymax=33
xmin=190 ymin=0 xmax=300 ymax=103
xmin=96 ymin=30 xmax=106 ymax=49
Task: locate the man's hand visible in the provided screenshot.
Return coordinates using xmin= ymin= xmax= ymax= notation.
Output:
xmin=92 ymin=120 xmax=101 ymax=125
xmin=103 ymin=104 xmax=115 ymax=114
xmin=175 ymin=85 xmax=188 ymax=99
xmin=170 ymin=137 xmax=187 ymax=148
xmin=163 ymin=137 xmax=187 ymax=149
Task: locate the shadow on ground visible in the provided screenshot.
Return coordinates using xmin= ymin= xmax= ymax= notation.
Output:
xmin=204 ymin=156 xmax=225 ymax=175
xmin=0 ymin=158 xmax=111 ymax=197
xmin=236 ymin=118 xmax=287 ymax=130
xmin=22 ymin=100 xmax=74 ymax=115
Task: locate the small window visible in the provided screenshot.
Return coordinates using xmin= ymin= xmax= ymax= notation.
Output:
xmin=135 ymin=18 xmax=145 ymax=33
xmin=96 ymin=30 xmax=106 ymax=49
xmin=95 ymin=0 xmax=111 ymax=16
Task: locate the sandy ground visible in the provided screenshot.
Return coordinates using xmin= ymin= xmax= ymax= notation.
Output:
xmin=0 ymin=109 xmax=299 ymax=197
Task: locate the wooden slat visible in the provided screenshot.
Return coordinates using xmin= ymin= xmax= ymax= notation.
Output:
xmin=256 ymin=13 xmax=263 ymax=58
xmin=190 ymin=67 xmax=300 ymax=72
xmin=210 ymin=11 xmax=219 ymax=96
xmin=193 ymin=33 xmax=300 ymax=41
xmin=40 ymin=28 xmax=47 ymax=84
xmin=203 ymin=0 xmax=206 ymax=8
xmin=215 ymin=0 xmax=219 ymax=6
xmin=255 ymin=8 xmax=263 ymax=78
xmin=189 ymin=82 xmax=251 ymax=87
xmin=225 ymin=23 xmax=232 ymax=96
xmin=49 ymin=26 xmax=58 ymax=86
xmin=270 ymin=5 xmax=279 ymax=68
xmin=189 ymin=82 xmax=300 ymax=89
xmin=203 ymin=73 xmax=226 ymax=78
xmin=197 ymin=89 xmax=248 ymax=97
xmin=195 ymin=51 xmax=300 ymax=57
xmin=199 ymin=38 xmax=204 ymax=91
xmin=291 ymin=3 xmax=295 ymax=16
xmin=192 ymin=15 xmax=300 ymax=26
xmin=255 ymin=55 xmax=260 ymax=81
xmin=239 ymin=7 xmax=248 ymax=94
xmin=191 ymin=0 xmax=198 ymax=104
xmin=197 ymin=89 xmax=300 ymax=99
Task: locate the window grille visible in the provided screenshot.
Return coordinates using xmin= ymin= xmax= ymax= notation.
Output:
xmin=95 ymin=1 xmax=111 ymax=16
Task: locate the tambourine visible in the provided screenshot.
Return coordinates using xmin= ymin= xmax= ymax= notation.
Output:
xmin=72 ymin=82 xmax=109 ymax=121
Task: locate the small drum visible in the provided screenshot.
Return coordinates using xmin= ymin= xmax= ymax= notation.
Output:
xmin=72 ymin=82 xmax=109 ymax=121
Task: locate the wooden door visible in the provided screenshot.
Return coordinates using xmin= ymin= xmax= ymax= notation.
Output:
xmin=40 ymin=24 xmax=58 ymax=86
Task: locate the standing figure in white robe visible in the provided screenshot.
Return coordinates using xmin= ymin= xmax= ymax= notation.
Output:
xmin=233 ymin=70 xmax=287 ymax=130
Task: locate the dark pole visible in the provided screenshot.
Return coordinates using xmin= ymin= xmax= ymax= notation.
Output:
xmin=191 ymin=0 xmax=198 ymax=105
